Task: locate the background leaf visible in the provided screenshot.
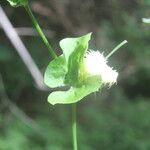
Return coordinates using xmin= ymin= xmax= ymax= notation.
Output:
xmin=0 ymin=45 xmax=13 ymax=61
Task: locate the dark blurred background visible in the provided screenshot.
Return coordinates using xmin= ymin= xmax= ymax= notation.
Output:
xmin=0 ymin=0 xmax=150 ymax=149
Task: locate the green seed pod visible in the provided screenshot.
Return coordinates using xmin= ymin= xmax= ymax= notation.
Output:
xmin=7 ymin=0 xmax=28 ymax=7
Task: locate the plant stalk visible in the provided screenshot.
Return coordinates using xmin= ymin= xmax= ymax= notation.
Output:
xmin=106 ymin=40 xmax=127 ymax=59
xmin=72 ymin=103 xmax=78 ymax=150
xmin=24 ymin=5 xmax=57 ymax=59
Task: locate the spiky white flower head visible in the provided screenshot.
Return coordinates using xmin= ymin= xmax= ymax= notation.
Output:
xmin=84 ymin=50 xmax=118 ymax=85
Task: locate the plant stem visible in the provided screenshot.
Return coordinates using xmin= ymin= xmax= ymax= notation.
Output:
xmin=72 ymin=103 xmax=78 ymax=150
xmin=24 ymin=5 xmax=57 ymax=59
xmin=106 ymin=40 xmax=127 ymax=59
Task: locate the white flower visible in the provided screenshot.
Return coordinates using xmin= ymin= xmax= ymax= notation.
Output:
xmin=84 ymin=50 xmax=118 ymax=85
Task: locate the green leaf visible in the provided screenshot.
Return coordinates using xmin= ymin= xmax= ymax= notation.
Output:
xmin=47 ymin=76 xmax=102 ymax=105
xmin=59 ymin=33 xmax=91 ymax=86
xmin=7 ymin=0 xmax=28 ymax=7
xmin=44 ymin=55 xmax=67 ymax=88
xmin=59 ymin=33 xmax=91 ymax=63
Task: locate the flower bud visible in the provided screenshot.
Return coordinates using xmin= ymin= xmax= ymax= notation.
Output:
xmin=84 ymin=50 xmax=118 ymax=86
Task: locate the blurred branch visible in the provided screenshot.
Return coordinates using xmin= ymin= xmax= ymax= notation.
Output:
xmin=0 ymin=74 xmax=49 ymax=140
xmin=0 ymin=26 xmax=55 ymax=37
xmin=0 ymin=5 xmax=47 ymax=90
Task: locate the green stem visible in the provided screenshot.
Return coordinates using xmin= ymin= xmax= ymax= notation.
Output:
xmin=24 ymin=5 xmax=57 ymax=59
xmin=106 ymin=40 xmax=127 ymax=59
xmin=72 ymin=103 xmax=78 ymax=150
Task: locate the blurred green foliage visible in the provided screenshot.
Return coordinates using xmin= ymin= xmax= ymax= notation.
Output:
xmin=0 ymin=0 xmax=150 ymax=149
xmin=1 ymin=99 xmax=150 ymax=150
